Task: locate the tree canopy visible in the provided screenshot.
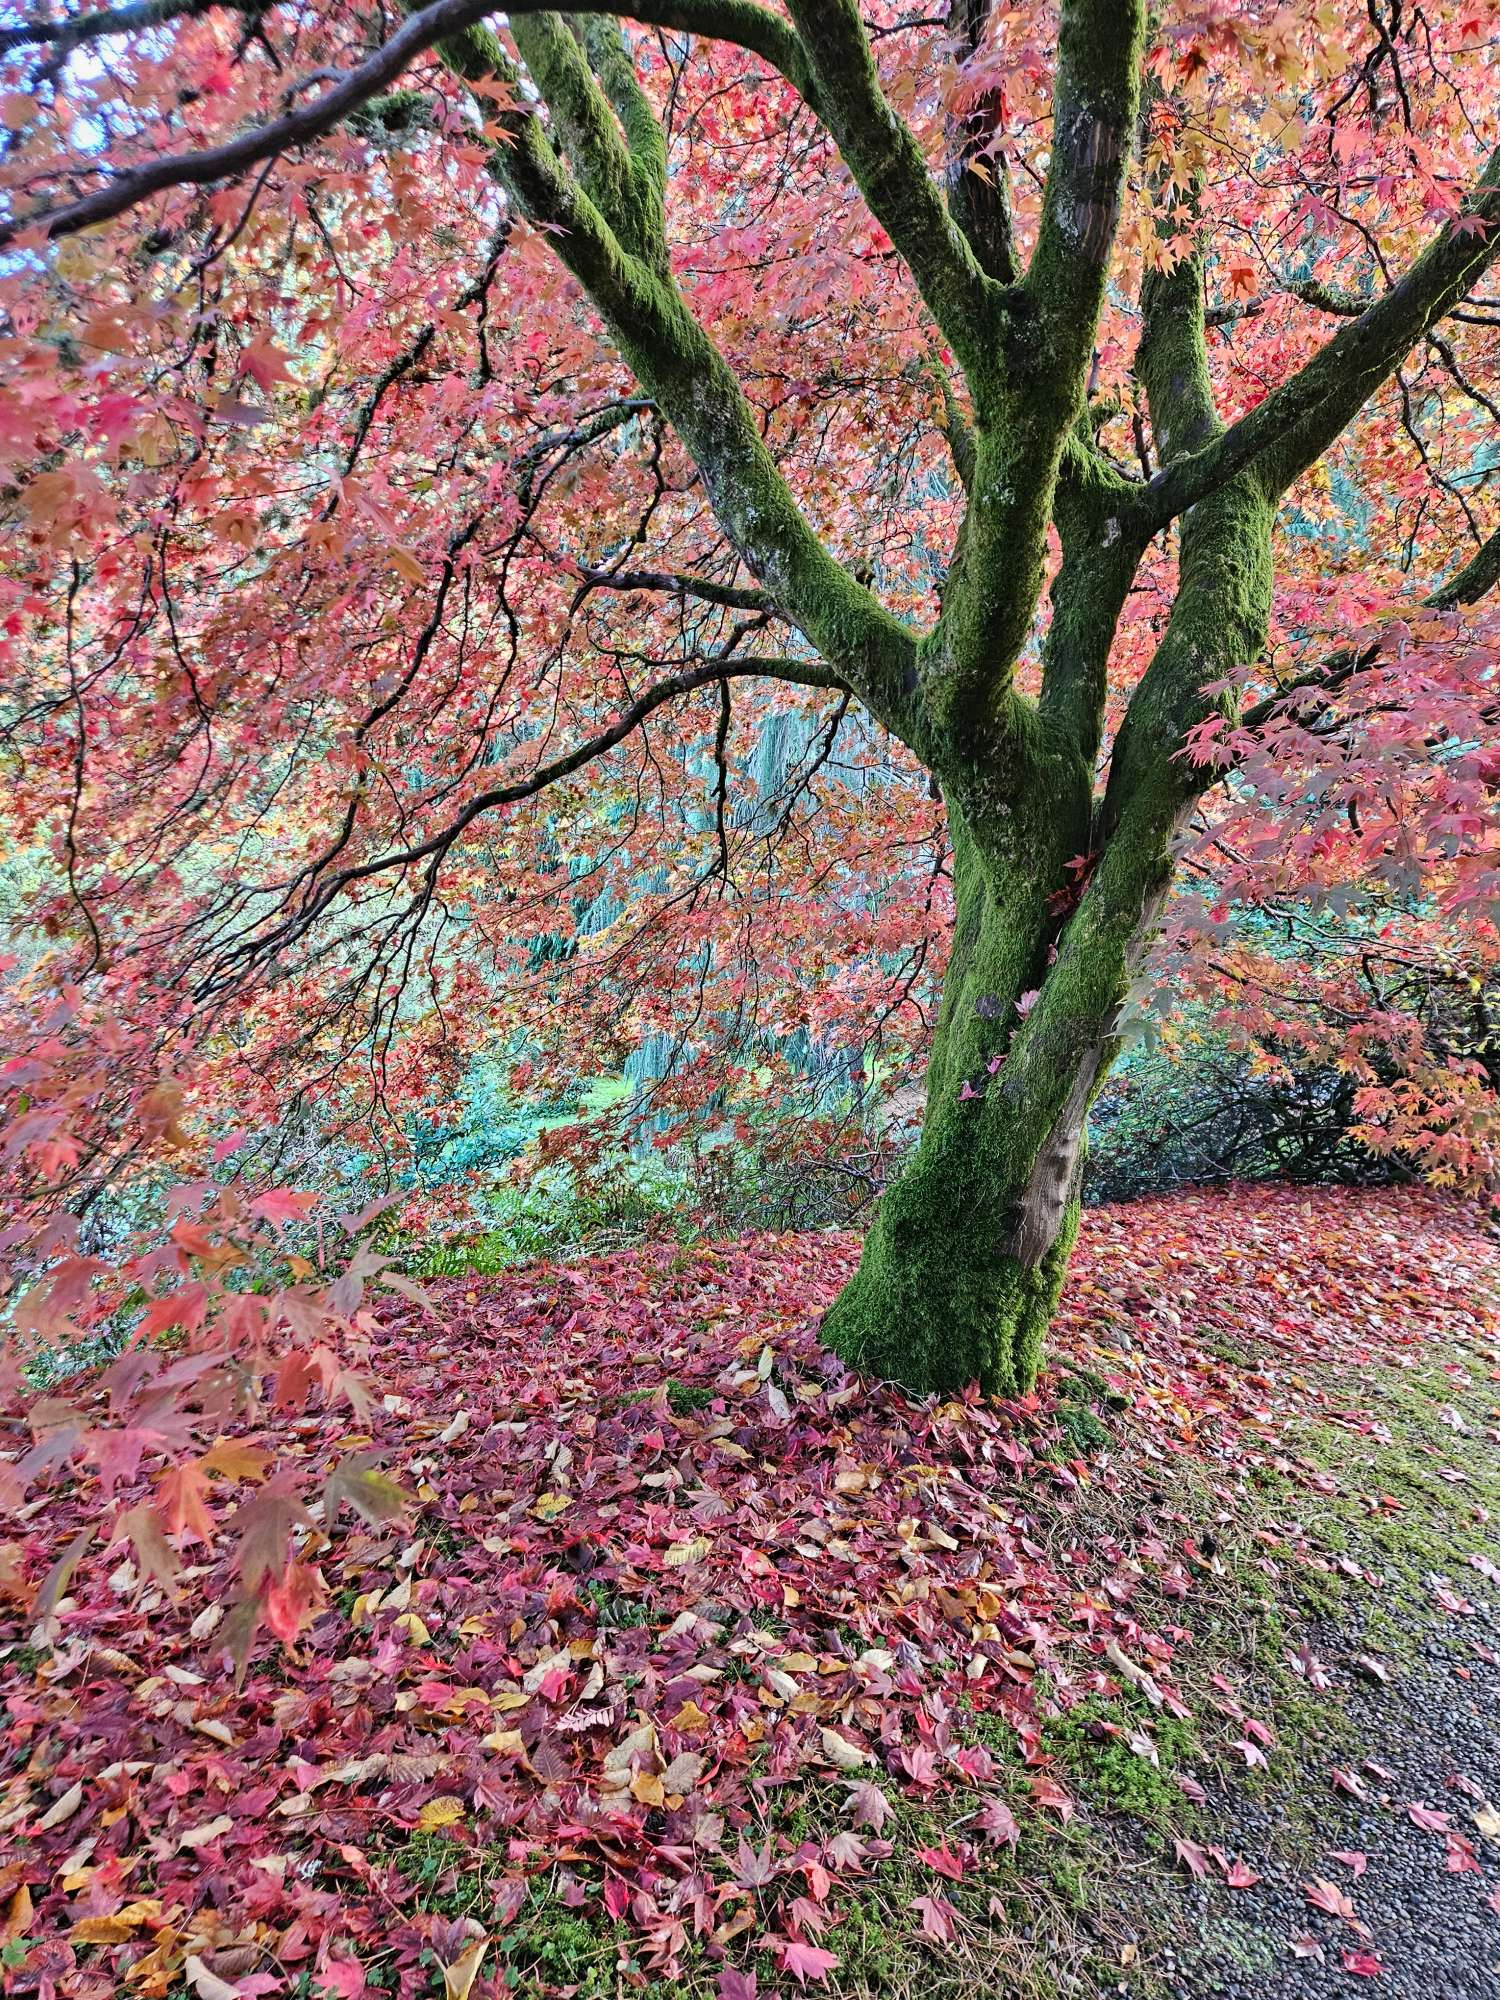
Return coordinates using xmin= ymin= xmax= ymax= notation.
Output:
xmin=1 ymin=2 xmax=1497 ymax=1376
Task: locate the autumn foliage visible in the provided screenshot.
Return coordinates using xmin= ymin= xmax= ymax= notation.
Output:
xmin=1 ymin=0 xmax=1499 ymax=1982
xmin=5 ymin=1188 xmax=1497 ymax=1996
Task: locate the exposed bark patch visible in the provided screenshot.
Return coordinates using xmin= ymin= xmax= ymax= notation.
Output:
xmin=1009 ymin=1048 xmax=1101 ymax=1266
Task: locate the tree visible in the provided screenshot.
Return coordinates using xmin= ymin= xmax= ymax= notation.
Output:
xmin=1 ymin=0 xmax=1497 ymax=1396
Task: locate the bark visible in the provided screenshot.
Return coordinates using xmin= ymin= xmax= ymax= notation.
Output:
xmin=823 ymin=802 xmax=1108 ymax=1398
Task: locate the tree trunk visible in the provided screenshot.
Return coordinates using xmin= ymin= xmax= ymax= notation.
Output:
xmin=823 ymin=805 xmax=1111 ymax=1398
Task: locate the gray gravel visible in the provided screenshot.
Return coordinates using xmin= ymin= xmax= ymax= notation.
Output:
xmin=1154 ymin=1611 xmax=1500 ymax=2000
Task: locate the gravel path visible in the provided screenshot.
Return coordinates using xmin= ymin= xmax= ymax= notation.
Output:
xmin=1157 ymin=1608 xmax=1500 ymax=1999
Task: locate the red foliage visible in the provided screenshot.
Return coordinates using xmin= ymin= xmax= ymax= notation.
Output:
xmin=2 ymin=1185 xmax=1493 ymax=1995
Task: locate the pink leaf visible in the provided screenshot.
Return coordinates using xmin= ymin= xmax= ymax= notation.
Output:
xmin=772 ymin=1939 xmax=841 ymax=1987
xmin=911 ymin=1893 xmax=959 ymax=1944
xmin=846 ymin=1780 xmax=890 ymax=1831
xmin=1303 ymin=1878 xmax=1357 ymax=1922
xmin=973 ymin=1795 xmax=1020 ymax=1848
xmin=1330 ymin=1850 xmax=1368 ymax=1879
xmin=1174 ymin=1837 xmax=1211 ymax=1879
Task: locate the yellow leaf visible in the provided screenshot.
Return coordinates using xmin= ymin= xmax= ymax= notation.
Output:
xmin=70 ymin=1899 xmax=163 ymax=1943
xmin=387 ymin=546 xmax=426 ymax=585
xmin=819 ymin=1727 xmax=871 ymax=1772
xmin=530 ymin=1492 xmax=572 ymax=1522
xmin=417 ymin=1795 xmax=466 ymax=1832
xmin=37 ymin=1781 xmax=84 ymax=1831
xmin=630 ymin=1770 xmax=666 ymax=1807
xmin=663 ymin=1535 xmax=710 ymax=1567
xmin=442 ymin=1937 xmax=491 ymax=2000
xmin=669 ymin=1699 xmax=710 ymax=1733
xmin=1 ymin=1885 xmax=32 ymax=1942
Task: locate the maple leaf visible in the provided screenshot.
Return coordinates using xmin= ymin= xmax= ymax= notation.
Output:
xmin=771 ymin=1938 xmax=840 ymax=1987
xmin=1174 ymin=1837 xmax=1211 ymax=1879
xmin=1303 ymin=1878 xmax=1357 ymax=1923
xmin=846 ymin=1780 xmax=891 ymax=1831
xmin=227 ymin=1487 xmax=315 ymax=1590
xmin=972 ymin=1795 xmax=1020 ymax=1847
xmin=114 ymin=1502 xmax=179 ymax=1589
xmin=716 ymin=1973 xmax=758 ymax=2000
xmin=263 ymin=1559 xmax=324 ymax=1642
xmin=1406 ymin=1802 xmax=1451 ymax=1832
xmin=1340 ymin=1949 xmax=1382 ymax=1978
xmin=917 ymin=1843 xmax=965 ymax=1881
xmin=911 ymin=1893 xmax=959 ymax=1943
xmin=158 ymin=1461 xmax=217 ymax=1543
xmin=731 ymin=1838 xmax=778 ymax=1889
xmin=323 ymin=1454 xmax=410 ymax=1529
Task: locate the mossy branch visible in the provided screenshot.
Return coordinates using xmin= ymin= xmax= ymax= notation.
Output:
xmin=781 ymin=0 xmax=1003 ymax=395
xmin=438 ymin=14 xmax=923 ymax=741
xmin=1143 ymin=147 xmax=1500 ymax=523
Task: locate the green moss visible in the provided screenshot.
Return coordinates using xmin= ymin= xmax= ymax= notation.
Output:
xmin=1044 ymin=1697 xmax=1198 ymax=1827
xmin=582 ymin=1579 xmax=653 ymax=1629
xmin=391 ymin=1829 xmax=500 ymax=1918
xmin=666 ymin=1377 xmax=714 ymax=1415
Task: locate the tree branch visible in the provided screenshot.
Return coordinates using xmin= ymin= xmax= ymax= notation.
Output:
xmin=0 ymin=0 xmax=229 ymax=56
xmin=1025 ymin=0 xmax=1145 ymax=406
xmin=1429 ymin=523 xmax=1500 ymax=610
xmin=0 ymin=0 xmax=821 ymax=250
xmin=198 ymin=654 xmax=844 ymax=994
xmin=1142 ymin=148 xmax=1500 ymax=525
xmin=570 ymin=565 xmax=773 ymax=610
xmin=944 ymin=0 xmax=1019 ymax=284
xmin=438 ymin=12 xmax=924 ymax=740
xmin=0 ymin=0 xmax=510 ymax=249
xmin=780 ymin=0 xmax=1001 ymax=394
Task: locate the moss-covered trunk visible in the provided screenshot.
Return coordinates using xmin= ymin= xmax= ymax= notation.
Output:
xmin=823 ymin=804 xmax=1106 ymax=1398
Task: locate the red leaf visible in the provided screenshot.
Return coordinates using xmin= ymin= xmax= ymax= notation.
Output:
xmin=917 ymin=1843 xmax=965 ymax=1881
xmin=1341 ymin=1949 xmax=1382 ymax=1978
xmin=772 ymin=1939 xmax=841 ymax=1987
xmin=910 ymin=1894 xmax=959 ymax=1944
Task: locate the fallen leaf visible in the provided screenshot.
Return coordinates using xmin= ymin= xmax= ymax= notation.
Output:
xmin=441 ymin=1936 xmax=490 ymax=2000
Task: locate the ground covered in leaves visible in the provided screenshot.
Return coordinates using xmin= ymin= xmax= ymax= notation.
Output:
xmin=3 ymin=1185 xmax=1499 ymax=2000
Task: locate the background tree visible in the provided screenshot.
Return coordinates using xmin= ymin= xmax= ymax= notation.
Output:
xmin=1 ymin=0 xmax=1497 ymax=1397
